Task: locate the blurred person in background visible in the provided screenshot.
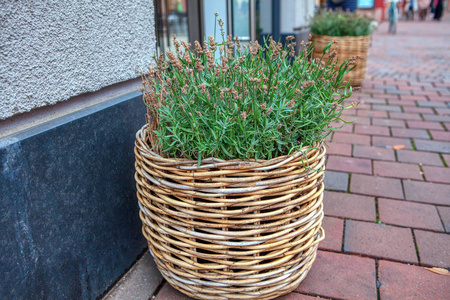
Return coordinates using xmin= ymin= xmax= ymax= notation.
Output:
xmin=432 ymin=0 xmax=444 ymax=20
xmin=387 ymin=0 xmax=400 ymax=33
xmin=418 ymin=0 xmax=430 ymax=19
xmin=405 ymin=0 xmax=418 ymax=19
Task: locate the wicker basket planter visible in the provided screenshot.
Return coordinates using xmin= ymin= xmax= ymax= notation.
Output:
xmin=310 ymin=34 xmax=371 ymax=87
xmin=134 ymin=125 xmax=326 ymax=300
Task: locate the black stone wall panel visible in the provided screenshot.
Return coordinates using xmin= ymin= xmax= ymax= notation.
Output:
xmin=0 ymin=92 xmax=148 ymax=299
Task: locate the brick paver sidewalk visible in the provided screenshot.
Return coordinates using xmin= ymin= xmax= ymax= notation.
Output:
xmin=153 ymin=18 xmax=450 ymax=300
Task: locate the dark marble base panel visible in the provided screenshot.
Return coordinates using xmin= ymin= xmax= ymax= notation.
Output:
xmin=0 ymin=92 xmax=148 ymax=299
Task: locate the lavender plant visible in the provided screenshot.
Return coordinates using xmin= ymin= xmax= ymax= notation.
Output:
xmin=139 ymin=15 xmax=357 ymax=162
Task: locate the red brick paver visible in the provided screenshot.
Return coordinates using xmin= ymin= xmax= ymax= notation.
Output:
xmin=276 ymin=293 xmax=323 ymax=300
xmin=378 ymin=198 xmax=444 ymax=231
xmin=372 ymin=136 xmax=413 ymax=149
xmin=350 ymin=174 xmax=404 ymax=199
xmin=332 ymin=132 xmax=371 ymax=145
xmin=326 ymin=142 xmax=352 ymax=156
xmin=389 ymin=112 xmax=422 ymax=121
xmin=324 ymin=191 xmax=376 ymax=221
xmin=354 ymin=124 xmax=390 ymax=136
xmin=296 ymin=251 xmax=377 ymax=299
xmin=437 ymin=206 xmax=450 ymax=233
xmin=326 ymin=156 xmax=372 ymax=174
xmin=430 ymin=130 xmax=450 ymax=141
xmin=443 ymin=154 xmax=450 ymax=165
xmin=407 ymin=120 xmax=444 ymax=130
xmin=402 ymin=106 xmax=434 ymax=114
xmin=373 ymin=161 xmax=423 ymax=180
xmin=357 ymin=109 xmax=388 ymax=118
xmin=319 ymin=216 xmax=344 ymax=252
xmin=414 ymin=230 xmax=450 ymax=268
xmin=344 ymin=220 xmax=418 ymax=263
xmin=403 ymin=180 xmax=450 ymax=205
xmin=352 ymin=145 xmax=395 ymax=161
xmin=378 ymin=260 xmax=450 ymax=300
xmin=391 ymin=128 xmax=430 ymax=139
xmin=396 ymin=149 xmax=443 ymax=166
xmin=422 ymin=165 xmax=450 ymax=184
xmin=372 ymin=118 xmax=405 ymax=127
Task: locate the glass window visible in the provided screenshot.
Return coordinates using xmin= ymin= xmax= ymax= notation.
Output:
xmin=232 ymin=0 xmax=250 ymax=40
xmin=155 ymin=0 xmax=189 ymax=55
xmin=256 ymin=0 xmax=272 ymax=41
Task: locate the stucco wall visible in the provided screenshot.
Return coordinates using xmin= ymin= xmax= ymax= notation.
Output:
xmin=0 ymin=1 xmax=156 ymax=120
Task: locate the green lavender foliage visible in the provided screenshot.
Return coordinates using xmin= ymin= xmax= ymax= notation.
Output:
xmin=140 ymin=18 xmax=356 ymax=161
xmin=311 ymin=10 xmax=375 ymax=37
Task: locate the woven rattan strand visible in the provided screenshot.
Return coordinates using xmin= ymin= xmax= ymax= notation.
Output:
xmin=134 ymin=125 xmax=326 ymax=300
xmin=311 ymin=34 xmax=371 ymax=87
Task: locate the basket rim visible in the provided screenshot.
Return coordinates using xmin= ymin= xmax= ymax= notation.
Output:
xmin=135 ymin=124 xmax=325 ymax=170
xmin=310 ymin=33 xmax=371 ymax=39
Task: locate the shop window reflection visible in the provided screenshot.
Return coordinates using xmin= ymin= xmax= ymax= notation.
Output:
xmin=155 ymin=0 xmax=189 ymax=55
xmin=232 ymin=0 xmax=250 ymax=40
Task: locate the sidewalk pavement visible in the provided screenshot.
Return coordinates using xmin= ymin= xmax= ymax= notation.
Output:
xmin=152 ymin=18 xmax=450 ymax=300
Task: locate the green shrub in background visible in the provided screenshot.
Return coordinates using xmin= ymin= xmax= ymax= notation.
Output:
xmin=311 ymin=10 xmax=375 ymax=37
xmin=139 ymin=15 xmax=357 ymax=162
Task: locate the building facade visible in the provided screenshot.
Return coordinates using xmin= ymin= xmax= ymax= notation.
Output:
xmin=155 ymin=0 xmax=315 ymax=55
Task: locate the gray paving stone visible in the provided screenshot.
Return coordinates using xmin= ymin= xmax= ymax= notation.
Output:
xmin=104 ymin=252 xmax=163 ymax=300
xmin=414 ymin=139 xmax=450 ymax=154
xmin=324 ymin=171 xmax=349 ymax=192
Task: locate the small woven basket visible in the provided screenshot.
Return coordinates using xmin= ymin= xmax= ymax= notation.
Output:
xmin=134 ymin=125 xmax=325 ymax=300
xmin=310 ymin=34 xmax=371 ymax=87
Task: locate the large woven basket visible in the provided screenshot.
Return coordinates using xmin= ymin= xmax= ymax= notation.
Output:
xmin=134 ymin=125 xmax=325 ymax=300
xmin=310 ymin=34 xmax=371 ymax=87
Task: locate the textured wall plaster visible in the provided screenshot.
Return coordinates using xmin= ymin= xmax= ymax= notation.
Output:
xmin=0 ymin=1 xmax=156 ymax=119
